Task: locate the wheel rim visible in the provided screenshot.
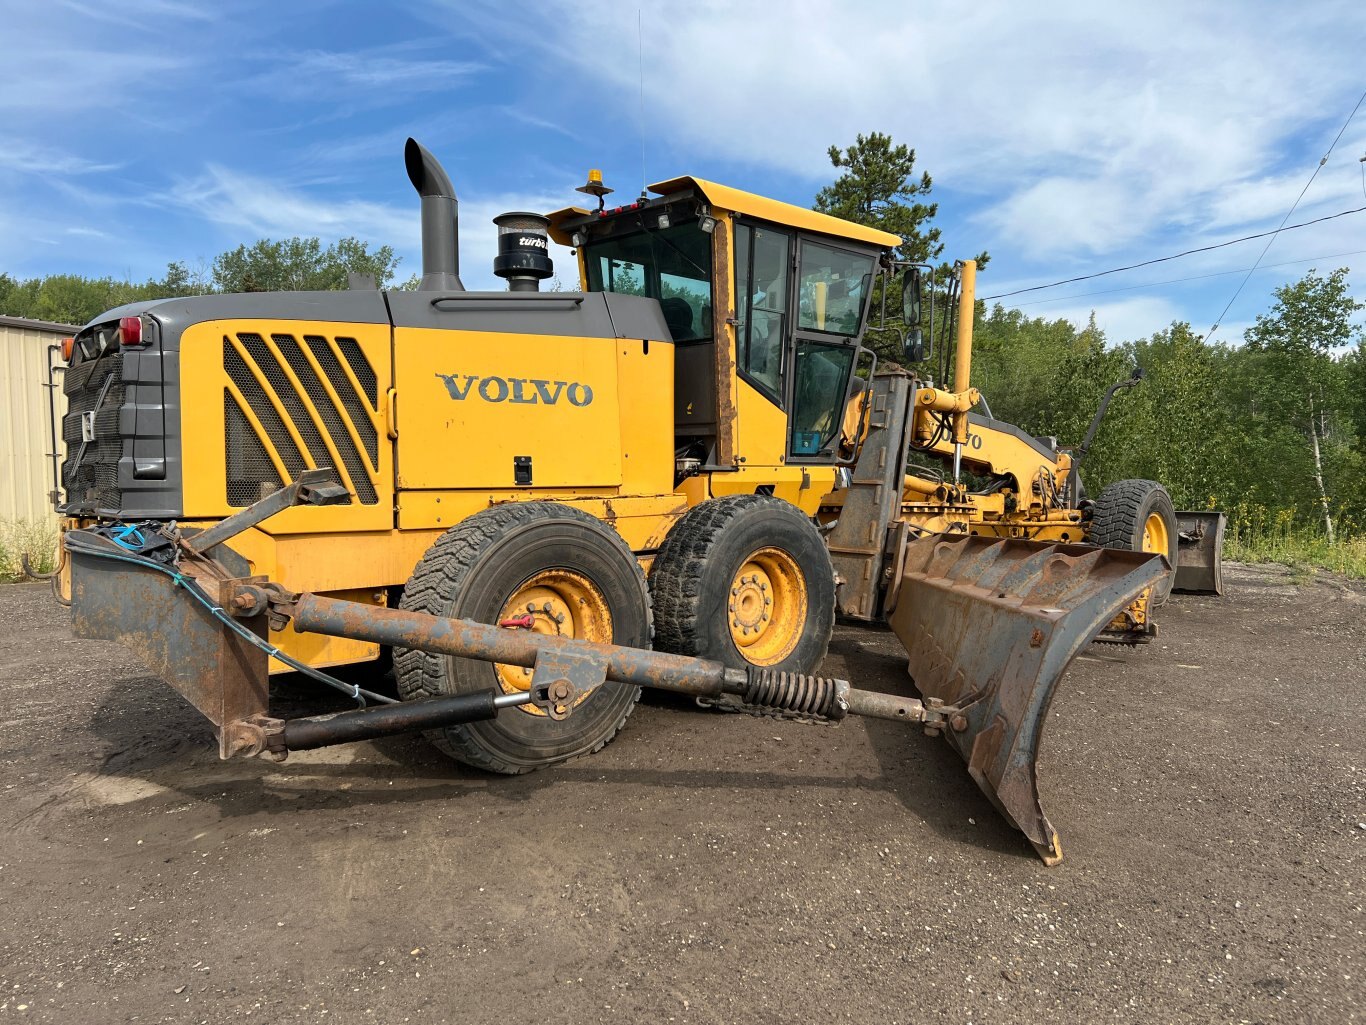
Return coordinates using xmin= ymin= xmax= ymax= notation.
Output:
xmin=495 ymin=569 xmax=612 ymax=716
xmin=727 ymin=547 xmax=807 ymax=666
xmin=1141 ymin=512 xmax=1170 ymax=556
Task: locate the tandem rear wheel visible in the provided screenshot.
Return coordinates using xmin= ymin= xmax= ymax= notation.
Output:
xmin=394 ymin=501 xmax=651 ymax=773
xmin=649 ymin=494 xmax=836 ymax=675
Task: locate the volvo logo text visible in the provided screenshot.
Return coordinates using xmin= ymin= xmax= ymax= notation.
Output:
xmin=436 ymin=373 xmax=594 ymax=407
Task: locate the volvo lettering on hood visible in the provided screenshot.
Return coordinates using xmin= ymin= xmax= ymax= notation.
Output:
xmin=435 ymin=373 xmax=594 ymax=406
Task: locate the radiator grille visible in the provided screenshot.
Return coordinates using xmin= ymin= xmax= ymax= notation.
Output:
xmin=336 ymin=336 xmax=378 ymax=405
xmin=222 ymin=332 xmax=379 ymax=507
xmin=61 ymin=351 xmax=125 ymax=511
xmin=225 ymin=390 xmax=284 ymax=506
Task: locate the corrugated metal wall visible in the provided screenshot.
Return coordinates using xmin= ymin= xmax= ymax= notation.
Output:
xmin=1 ymin=317 xmax=78 ymax=524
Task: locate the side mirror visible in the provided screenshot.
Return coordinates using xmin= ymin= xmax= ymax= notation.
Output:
xmin=903 ymin=326 xmax=926 ymax=363
xmin=901 ymin=267 xmax=922 ymax=324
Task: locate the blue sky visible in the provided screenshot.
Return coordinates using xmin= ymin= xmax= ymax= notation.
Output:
xmin=3 ymin=0 xmax=1364 ymax=345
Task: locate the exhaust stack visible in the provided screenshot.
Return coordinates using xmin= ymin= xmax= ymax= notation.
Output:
xmin=404 ymin=138 xmax=464 ymax=292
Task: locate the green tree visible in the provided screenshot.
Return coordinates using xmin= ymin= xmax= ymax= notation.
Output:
xmin=816 ymin=132 xmax=943 ymax=265
xmin=156 ymin=260 xmax=211 ymax=297
xmin=212 ymin=236 xmax=400 ymax=293
xmin=814 ymin=132 xmax=987 ymax=364
xmin=971 ymin=304 xmax=1098 ymax=433
xmin=1243 ymin=268 xmax=1364 ymax=540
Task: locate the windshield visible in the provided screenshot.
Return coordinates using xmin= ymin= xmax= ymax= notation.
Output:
xmin=797 ymin=240 xmax=875 ymax=337
xmin=583 ymin=222 xmax=714 ymax=342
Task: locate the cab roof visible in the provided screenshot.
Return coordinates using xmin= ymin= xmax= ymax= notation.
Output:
xmin=547 ymin=175 xmax=903 ymax=250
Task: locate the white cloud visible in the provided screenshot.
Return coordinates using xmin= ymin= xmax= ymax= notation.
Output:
xmin=1043 ymin=295 xmax=1187 ymax=345
xmin=161 ymin=165 xmax=415 ymax=245
xmin=979 ymin=177 xmax=1139 ymax=256
xmin=438 ymin=0 xmax=1363 ymax=264
xmin=0 ymin=142 xmax=121 ymax=178
xmin=249 ymin=49 xmax=485 ymax=103
xmin=157 ymin=164 xmax=574 ymax=290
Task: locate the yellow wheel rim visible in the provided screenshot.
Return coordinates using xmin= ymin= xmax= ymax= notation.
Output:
xmin=727 ymin=547 xmax=808 ymax=666
xmin=1141 ymin=512 xmax=1170 ymax=556
xmin=495 ymin=569 xmax=612 ymax=716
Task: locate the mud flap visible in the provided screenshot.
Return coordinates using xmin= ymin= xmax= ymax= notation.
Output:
xmin=1173 ymin=511 xmax=1225 ymax=595
xmin=887 ymin=535 xmax=1167 ymax=865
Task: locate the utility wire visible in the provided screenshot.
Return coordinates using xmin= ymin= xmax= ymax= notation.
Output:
xmin=980 ymin=204 xmax=1366 ymax=302
xmin=1199 ymin=88 xmax=1366 ymax=341
xmin=1005 ymin=248 xmax=1366 ymax=308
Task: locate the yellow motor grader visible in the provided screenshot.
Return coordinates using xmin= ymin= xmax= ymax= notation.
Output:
xmin=53 ymin=139 xmax=1220 ymax=864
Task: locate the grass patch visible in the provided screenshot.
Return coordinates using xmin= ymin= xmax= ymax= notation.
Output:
xmin=0 ymin=519 xmax=60 ymax=582
xmin=1224 ymin=506 xmax=1366 ymax=580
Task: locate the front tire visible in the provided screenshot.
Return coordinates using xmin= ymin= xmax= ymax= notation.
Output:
xmin=394 ymin=502 xmax=650 ymax=773
xmin=1086 ymin=479 xmax=1178 ymax=604
xmin=649 ymin=495 xmax=835 ymax=674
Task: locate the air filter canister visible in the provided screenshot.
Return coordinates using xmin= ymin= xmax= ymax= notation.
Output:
xmin=492 ymin=211 xmax=554 ymax=291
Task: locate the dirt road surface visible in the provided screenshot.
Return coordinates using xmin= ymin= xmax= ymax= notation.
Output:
xmin=0 ymin=564 xmax=1361 ymax=1024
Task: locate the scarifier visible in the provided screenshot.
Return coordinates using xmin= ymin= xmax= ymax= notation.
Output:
xmin=51 ymin=139 xmax=1221 ymax=864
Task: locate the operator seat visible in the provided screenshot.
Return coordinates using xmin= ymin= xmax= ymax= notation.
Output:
xmin=661 ymin=297 xmax=694 ymax=341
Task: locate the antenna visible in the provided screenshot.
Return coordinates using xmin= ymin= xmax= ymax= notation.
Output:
xmin=637 ymin=8 xmax=647 ymax=199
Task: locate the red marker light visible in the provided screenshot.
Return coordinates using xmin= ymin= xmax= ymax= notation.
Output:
xmin=61 ymin=337 xmax=75 ymax=362
xmin=118 ymin=317 xmax=142 ymax=345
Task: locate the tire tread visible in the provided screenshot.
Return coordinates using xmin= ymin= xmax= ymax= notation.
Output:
xmin=1085 ymin=478 xmax=1177 ymax=603
xmin=650 ymin=494 xmax=833 ymax=670
xmin=394 ymin=502 xmax=647 ymax=774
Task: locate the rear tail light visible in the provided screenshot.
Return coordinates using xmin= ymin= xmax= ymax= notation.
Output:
xmin=118 ymin=317 xmax=143 ymax=345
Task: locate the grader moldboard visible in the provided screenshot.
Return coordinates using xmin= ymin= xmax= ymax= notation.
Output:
xmin=56 ymin=139 xmax=1221 ymax=865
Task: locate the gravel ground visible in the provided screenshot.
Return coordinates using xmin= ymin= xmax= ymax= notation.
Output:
xmin=0 ymin=563 xmax=1361 ymax=1024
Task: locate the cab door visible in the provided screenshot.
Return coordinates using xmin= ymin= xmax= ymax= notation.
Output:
xmin=785 ymin=237 xmax=876 ymax=462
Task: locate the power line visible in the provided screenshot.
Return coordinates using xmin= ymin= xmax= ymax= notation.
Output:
xmin=979 ymin=203 xmax=1366 ymax=302
xmin=1200 ymin=88 xmax=1366 ymax=342
xmin=1002 ymin=248 xmax=1366 ymax=309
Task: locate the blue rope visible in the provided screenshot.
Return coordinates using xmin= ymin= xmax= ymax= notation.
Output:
xmin=110 ymin=524 xmax=145 ymax=551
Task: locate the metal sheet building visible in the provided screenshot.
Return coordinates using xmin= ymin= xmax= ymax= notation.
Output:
xmin=1 ymin=315 xmax=79 ymax=524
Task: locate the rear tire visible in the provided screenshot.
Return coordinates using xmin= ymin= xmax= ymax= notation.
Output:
xmin=394 ymin=502 xmax=650 ymax=773
xmin=1086 ymin=479 xmax=1178 ymax=604
xmin=650 ymin=495 xmax=835 ymax=674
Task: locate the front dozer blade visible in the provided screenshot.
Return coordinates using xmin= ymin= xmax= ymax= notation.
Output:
xmin=887 ymin=535 xmax=1167 ymax=865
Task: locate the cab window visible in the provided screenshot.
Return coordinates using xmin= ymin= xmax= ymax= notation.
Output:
xmin=735 ymin=223 xmax=790 ymax=399
xmin=790 ymin=341 xmax=856 ymax=456
xmin=796 ymin=240 xmax=874 ymax=337
xmin=584 ymin=222 xmax=714 ymax=342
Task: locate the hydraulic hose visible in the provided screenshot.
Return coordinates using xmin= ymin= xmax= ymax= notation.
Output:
xmin=62 ymin=537 xmax=396 ymax=707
